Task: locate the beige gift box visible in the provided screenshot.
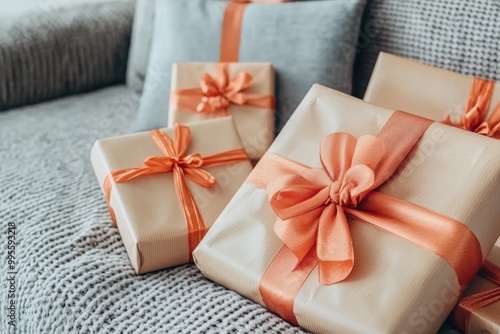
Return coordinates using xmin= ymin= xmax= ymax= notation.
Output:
xmin=169 ymin=62 xmax=275 ymax=161
xmin=459 ymin=239 xmax=500 ymax=333
xmin=91 ymin=118 xmax=253 ymax=274
xmin=193 ymin=84 xmax=500 ymax=334
xmin=364 ymin=52 xmax=500 ymax=332
xmin=363 ymin=52 xmax=500 ymax=122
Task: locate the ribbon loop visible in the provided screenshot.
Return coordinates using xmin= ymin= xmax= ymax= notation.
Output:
xmin=102 ymin=125 xmax=250 ymax=259
xmin=267 ymin=133 xmax=384 ymax=285
xmin=443 ymin=78 xmax=500 ymax=138
xmin=171 ymin=63 xmax=275 ymax=118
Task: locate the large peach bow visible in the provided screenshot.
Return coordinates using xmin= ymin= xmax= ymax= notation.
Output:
xmin=452 ymin=261 xmax=500 ymax=332
xmin=267 ymin=133 xmax=384 ymax=285
xmin=103 ymin=125 xmax=249 ymax=258
xmin=171 ymin=63 xmax=275 ymax=117
xmin=443 ymin=78 xmax=500 ymax=139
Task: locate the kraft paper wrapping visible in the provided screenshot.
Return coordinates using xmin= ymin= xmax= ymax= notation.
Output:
xmin=91 ymin=118 xmax=253 ymax=274
xmin=363 ymin=52 xmax=500 ymax=122
xmin=169 ymin=63 xmax=275 ymax=161
xmin=193 ymin=85 xmax=500 ymax=334
xmin=462 ymin=239 xmax=500 ymax=334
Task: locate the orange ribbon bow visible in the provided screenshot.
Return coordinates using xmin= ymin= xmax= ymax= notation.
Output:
xmin=171 ymin=63 xmax=275 ymax=117
xmin=443 ymin=78 xmax=500 ymax=139
xmin=248 ymin=111 xmax=484 ymax=325
xmin=267 ymin=133 xmax=384 ymax=284
xmin=452 ymin=260 xmax=500 ymax=332
xmin=103 ymin=125 xmax=249 ymax=259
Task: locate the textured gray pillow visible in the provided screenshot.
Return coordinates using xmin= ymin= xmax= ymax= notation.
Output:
xmin=126 ymin=0 xmax=154 ymax=92
xmin=135 ymin=0 xmax=366 ymax=132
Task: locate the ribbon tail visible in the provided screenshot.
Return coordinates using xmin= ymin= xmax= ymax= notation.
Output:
xmin=170 ymin=88 xmax=205 ymax=114
xmin=317 ymin=205 xmax=354 ymax=285
xmin=172 ymin=166 xmax=206 ymax=260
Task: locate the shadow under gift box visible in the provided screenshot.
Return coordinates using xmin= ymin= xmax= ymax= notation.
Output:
xmin=193 ymin=84 xmax=500 ymax=334
xmin=91 ymin=117 xmax=253 ymax=274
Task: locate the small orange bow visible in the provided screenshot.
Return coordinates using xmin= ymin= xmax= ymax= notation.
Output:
xmin=266 ymin=133 xmax=384 ymax=284
xmin=103 ymin=125 xmax=249 ymax=258
xmin=443 ymin=78 xmax=500 ymax=139
xmin=171 ymin=63 xmax=275 ymax=117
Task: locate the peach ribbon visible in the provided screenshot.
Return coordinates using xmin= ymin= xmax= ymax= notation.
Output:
xmin=171 ymin=63 xmax=275 ymax=117
xmin=103 ymin=125 xmax=249 ymax=260
xmin=220 ymin=0 xmax=291 ymax=62
xmin=246 ymin=111 xmax=483 ymax=325
xmin=452 ymin=261 xmax=500 ymax=332
xmin=443 ymin=78 xmax=500 ymax=139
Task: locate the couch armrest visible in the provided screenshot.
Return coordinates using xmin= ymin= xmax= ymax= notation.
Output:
xmin=0 ymin=1 xmax=135 ymax=111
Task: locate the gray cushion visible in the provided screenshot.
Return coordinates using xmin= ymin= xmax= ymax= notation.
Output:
xmin=0 ymin=1 xmax=134 ymax=111
xmin=135 ymin=0 xmax=367 ymax=133
xmin=126 ymin=0 xmax=155 ymax=92
xmin=352 ymin=0 xmax=500 ymax=98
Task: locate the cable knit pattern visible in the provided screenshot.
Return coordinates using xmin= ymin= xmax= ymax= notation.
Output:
xmin=353 ymin=0 xmax=500 ymax=97
xmin=0 ymin=1 xmax=134 ymax=111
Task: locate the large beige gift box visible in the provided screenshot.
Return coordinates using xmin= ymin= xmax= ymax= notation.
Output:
xmin=193 ymin=84 xmax=500 ymax=334
xmin=169 ymin=62 xmax=275 ymax=161
xmin=91 ymin=118 xmax=253 ymax=274
xmin=363 ymin=52 xmax=500 ymax=127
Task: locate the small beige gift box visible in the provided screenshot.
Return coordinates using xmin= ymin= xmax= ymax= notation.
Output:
xmin=169 ymin=62 xmax=275 ymax=161
xmin=193 ymin=84 xmax=500 ymax=334
xmin=453 ymin=239 xmax=500 ymax=333
xmin=363 ymin=52 xmax=500 ymax=137
xmin=91 ymin=118 xmax=253 ymax=274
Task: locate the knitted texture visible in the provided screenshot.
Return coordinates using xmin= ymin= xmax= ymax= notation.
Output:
xmin=0 ymin=1 xmax=134 ymax=111
xmin=353 ymin=0 xmax=500 ymax=97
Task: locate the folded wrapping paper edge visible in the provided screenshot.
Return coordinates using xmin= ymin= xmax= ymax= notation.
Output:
xmin=169 ymin=62 xmax=276 ymax=159
xmin=364 ymin=52 xmax=500 ymax=121
xmin=90 ymin=140 xmax=147 ymax=273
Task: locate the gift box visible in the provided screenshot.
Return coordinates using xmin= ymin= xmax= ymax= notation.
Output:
xmin=193 ymin=84 xmax=500 ymax=333
xmin=91 ymin=118 xmax=252 ymax=274
xmin=451 ymin=239 xmax=500 ymax=333
xmin=363 ymin=52 xmax=500 ymax=139
xmin=169 ymin=62 xmax=275 ymax=161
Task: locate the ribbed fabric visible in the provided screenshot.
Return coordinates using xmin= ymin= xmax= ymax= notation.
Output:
xmin=0 ymin=1 xmax=134 ymax=111
xmin=353 ymin=0 xmax=500 ymax=98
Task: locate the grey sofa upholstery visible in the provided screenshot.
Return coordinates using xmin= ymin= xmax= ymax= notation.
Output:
xmin=3 ymin=0 xmax=498 ymax=332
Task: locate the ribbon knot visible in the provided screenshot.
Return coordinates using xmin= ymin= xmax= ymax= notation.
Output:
xmin=171 ymin=63 xmax=275 ymax=118
xmin=103 ymin=124 xmax=249 ymax=260
xmin=195 ymin=67 xmax=253 ymax=116
xmin=267 ymin=133 xmax=384 ymax=285
xmin=443 ymin=78 xmax=500 ymax=139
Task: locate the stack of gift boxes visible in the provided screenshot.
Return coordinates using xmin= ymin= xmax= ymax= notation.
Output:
xmin=91 ymin=1 xmax=500 ymax=333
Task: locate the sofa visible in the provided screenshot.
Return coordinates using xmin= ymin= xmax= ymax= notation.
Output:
xmin=1 ymin=0 xmax=499 ymax=332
